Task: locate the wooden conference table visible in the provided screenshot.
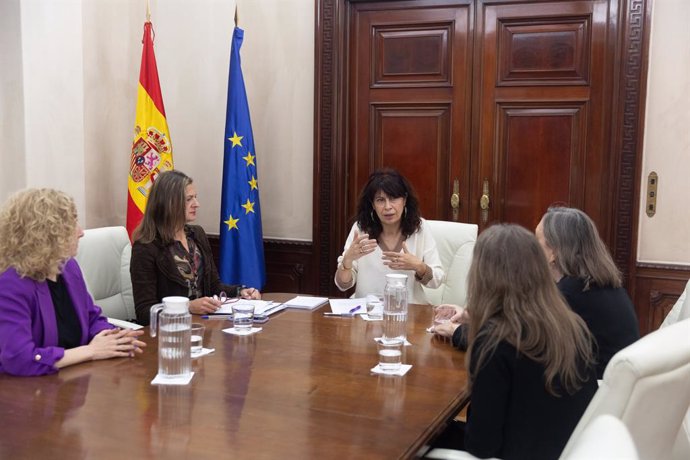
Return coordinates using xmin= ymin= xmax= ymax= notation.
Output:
xmin=0 ymin=294 xmax=468 ymax=459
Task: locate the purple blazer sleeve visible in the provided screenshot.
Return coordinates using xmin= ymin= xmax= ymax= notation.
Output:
xmin=0 ymin=259 xmax=112 ymax=377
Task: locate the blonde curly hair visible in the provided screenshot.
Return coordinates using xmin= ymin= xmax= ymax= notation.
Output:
xmin=0 ymin=188 xmax=78 ymax=281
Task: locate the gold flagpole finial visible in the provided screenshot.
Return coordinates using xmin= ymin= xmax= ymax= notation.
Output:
xmin=234 ymin=4 xmax=239 ymax=26
xmin=146 ymin=0 xmax=151 ymax=22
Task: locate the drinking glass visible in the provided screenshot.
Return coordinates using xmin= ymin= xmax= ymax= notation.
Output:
xmin=232 ymin=304 xmax=255 ymax=334
xmin=190 ymin=323 xmax=205 ymax=356
xmin=377 ymin=338 xmax=403 ymax=372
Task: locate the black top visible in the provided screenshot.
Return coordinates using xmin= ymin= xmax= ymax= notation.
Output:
xmin=47 ymin=275 xmax=82 ymax=349
xmin=465 ymin=339 xmax=598 ymax=460
xmin=557 ymin=276 xmax=639 ymax=378
xmin=452 ymin=277 xmax=640 ymax=378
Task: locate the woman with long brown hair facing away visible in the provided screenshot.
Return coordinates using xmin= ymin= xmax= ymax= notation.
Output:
xmin=456 ymin=224 xmax=597 ymax=460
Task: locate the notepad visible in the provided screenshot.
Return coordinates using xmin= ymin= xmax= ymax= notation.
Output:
xmin=329 ymin=298 xmax=367 ymax=315
xmin=285 ymin=296 xmax=329 ymax=310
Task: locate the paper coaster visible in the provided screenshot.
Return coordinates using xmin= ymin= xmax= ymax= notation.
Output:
xmin=361 ymin=314 xmax=383 ymax=322
xmin=151 ymin=371 xmax=195 ymax=385
xmin=191 ymin=347 xmax=215 ymax=359
xmin=222 ymin=326 xmax=263 ymax=336
xmin=370 ymin=364 xmax=412 ymax=376
xmin=374 ymin=336 xmax=412 ymax=346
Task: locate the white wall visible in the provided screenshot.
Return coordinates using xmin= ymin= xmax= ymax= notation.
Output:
xmin=0 ymin=0 xmax=26 ymax=199
xmin=20 ymin=0 xmax=87 ymax=218
xmin=638 ymin=0 xmax=690 ymax=264
xmin=0 ymin=0 xmax=314 ymax=240
xmin=1 ymin=0 xmax=687 ymax=263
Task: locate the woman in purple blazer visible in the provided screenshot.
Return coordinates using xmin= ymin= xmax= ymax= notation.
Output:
xmin=0 ymin=188 xmax=146 ymax=376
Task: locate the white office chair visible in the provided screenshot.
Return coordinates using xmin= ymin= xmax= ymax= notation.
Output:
xmin=661 ymin=279 xmax=690 ymax=327
xmin=560 ymin=318 xmax=690 ymax=460
xmin=659 ymin=279 xmax=690 ymax=460
xmin=422 ymin=220 xmax=478 ymax=306
xmin=561 ymin=414 xmax=638 ymax=460
xmin=75 ymin=226 xmax=136 ymax=321
xmin=425 ymin=414 xmax=638 ymax=460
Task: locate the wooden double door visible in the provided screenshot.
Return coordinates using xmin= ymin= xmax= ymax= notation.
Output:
xmin=350 ymin=0 xmax=615 ymax=232
xmin=314 ymin=0 xmax=650 ymax=295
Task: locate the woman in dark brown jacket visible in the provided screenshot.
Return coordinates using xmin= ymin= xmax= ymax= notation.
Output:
xmin=130 ymin=170 xmax=260 ymax=325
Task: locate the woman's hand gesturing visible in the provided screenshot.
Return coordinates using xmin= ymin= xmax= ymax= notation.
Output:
xmin=343 ymin=230 xmax=377 ymax=267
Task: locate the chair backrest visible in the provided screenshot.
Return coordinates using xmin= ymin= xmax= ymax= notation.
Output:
xmin=561 ymin=414 xmax=638 ymax=460
xmin=560 ymin=319 xmax=690 ymax=460
xmin=422 ymin=220 xmax=478 ymax=306
xmin=659 ymin=279 xmax=690 ymax=460
xmin=75 ymin=226 xmax=135 ymax=321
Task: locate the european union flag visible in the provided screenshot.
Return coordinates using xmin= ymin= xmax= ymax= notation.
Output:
xmin=219 ymin=27 xmax=266 ymax=289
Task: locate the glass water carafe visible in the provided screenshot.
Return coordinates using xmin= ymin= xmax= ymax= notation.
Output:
xmin=150 ymin=296 xmax=192 ymax=379
xmin=383 ymin=273 xmax=408 ymax=341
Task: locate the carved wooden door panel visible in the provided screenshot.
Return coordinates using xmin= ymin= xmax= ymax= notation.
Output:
xmin=349 ymin=0 xmax=617 ymax=242
xmin=472 ymin=0 xmax=614 ymax=234
xmin=348 ymin=1 xmax=473 ymax=222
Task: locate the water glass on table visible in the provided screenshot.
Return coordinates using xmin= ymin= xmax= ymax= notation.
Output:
xmin=232 ymin=303 xmax=255 ymax=334
xmin=433 ymin=305 xmax=457 ymax=328
xmin=366 ymin=295 xmax=384 ymax=320
xmin=378 ymin=338 xmax=404 ymax=373
xmin=190 ymin=323 xmax=205 ymax=356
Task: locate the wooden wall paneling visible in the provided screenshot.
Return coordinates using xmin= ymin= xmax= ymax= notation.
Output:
xmin=314 ymin=0 xmax=349 ymax=296
xmin=634 ymin=264 xmax=690 ymax=336
xmin=610 ymin=0 xmax=653 ymax=288
xmin=263 ymin=239 xmax=317 ymax=294
xmin=208 ymin=236 xmax=316 ymax=294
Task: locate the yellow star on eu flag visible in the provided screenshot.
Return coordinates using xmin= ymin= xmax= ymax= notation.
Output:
xmin=242 ymin=151 xmax=255 ymax=166
xmin=248 ymin=175 xmax=258 ymax=190
xmin=224 ymin=214 xmax=239 ymax=230
xmin=228 ymin=131 xmax=243 ymax=148
xmin=241 ymin=199 xmax=255 ymax=214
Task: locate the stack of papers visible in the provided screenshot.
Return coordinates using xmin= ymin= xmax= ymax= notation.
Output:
xmin=284 ymin=296 xmax=329 ymax=310
xmin=212 ymin=300 xmax=285 ymax=316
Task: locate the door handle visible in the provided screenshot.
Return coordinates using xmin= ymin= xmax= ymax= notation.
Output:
xmin=480 ymin=179 xmax=490 ymax=224
xmin=480 ymin=179 xmax=490 ymax=210
xmin=451 ymin=179 xmax=460 ymax=221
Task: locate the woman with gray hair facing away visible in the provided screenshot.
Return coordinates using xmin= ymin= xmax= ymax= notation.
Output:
xmin=535 ymin=206 xmax=639 ymax=378
xmin=434 ymin=206 xmax=639 ymax=379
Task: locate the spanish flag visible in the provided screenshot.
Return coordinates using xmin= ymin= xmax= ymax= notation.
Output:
xmin=126 ymin=20 xmax=173 ymax=238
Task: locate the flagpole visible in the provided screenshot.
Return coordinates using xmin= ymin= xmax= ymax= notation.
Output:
xmin=234 ymin=4 xmax=239 ymax=26
xmin=146 ymin=0 xmax=151 ymax=22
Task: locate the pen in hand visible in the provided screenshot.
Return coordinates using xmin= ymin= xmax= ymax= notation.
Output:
xmin=242 ymin=288 xmax=257 ymax=299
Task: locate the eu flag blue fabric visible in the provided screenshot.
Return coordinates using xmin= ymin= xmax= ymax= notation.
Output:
xmin=219 ymin=27 xmax=266 ymax=289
